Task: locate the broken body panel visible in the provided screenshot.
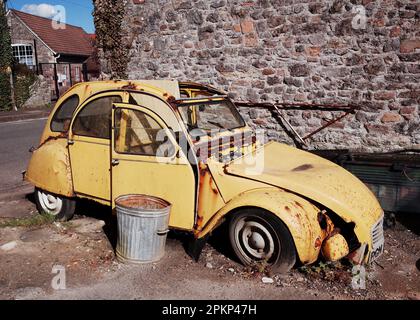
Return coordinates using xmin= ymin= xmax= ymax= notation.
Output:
xmin=25 ymin=80 xmax=384 ymax=267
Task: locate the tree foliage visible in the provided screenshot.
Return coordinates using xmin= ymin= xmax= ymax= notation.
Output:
xmin=93 ymin=0 xmax=130 ymax=79
xmin=0 ymin=1 xmax=12 ymax=110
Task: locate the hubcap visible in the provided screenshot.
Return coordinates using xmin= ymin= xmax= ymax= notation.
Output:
xmin=248 ymin=232 xmax=265 ymax=251
xmin=235 ymin=217 xmax=277 ymax=263
xmin=38 ymin=190 xmax=63 ymax=216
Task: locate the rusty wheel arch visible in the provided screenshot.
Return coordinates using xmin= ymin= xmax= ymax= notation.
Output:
xmin=316 ymin=206 xmax=360 ymax=253
xmin=208 ymin=205 xmax=300 ymax=266
xmin=209 ymin=205 xmax=298 ymax=243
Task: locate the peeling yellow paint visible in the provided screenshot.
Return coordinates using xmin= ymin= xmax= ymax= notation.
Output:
xmin=196 ymin=187 xmax=324 ymax=265
xmin=322 ymin=234 xmax=350 ymax=261
xmin=25 ymin=138 xmax=74 ymax=196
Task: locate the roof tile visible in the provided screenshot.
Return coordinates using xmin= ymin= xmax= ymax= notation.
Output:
xmin=12 ymin=9 xmax=93 ymax=56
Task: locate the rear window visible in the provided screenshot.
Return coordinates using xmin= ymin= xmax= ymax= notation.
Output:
xmin=51 ymin=95 xmax=80 ymax=132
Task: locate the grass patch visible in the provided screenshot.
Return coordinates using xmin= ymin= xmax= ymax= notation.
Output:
xmin=0 ymin=213 xmax=55 ymax=228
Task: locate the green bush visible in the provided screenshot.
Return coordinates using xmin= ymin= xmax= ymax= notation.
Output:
xmin=0 ymin=0 xmax=12 ymax=111
xmin=13 ymin=63 xmax=36 ymax=109
xmin=0 ymin=72 xmax=11 ymax=110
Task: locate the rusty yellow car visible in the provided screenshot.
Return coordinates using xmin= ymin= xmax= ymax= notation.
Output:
xmin=25 ymin=80 xmax=384 ymax=272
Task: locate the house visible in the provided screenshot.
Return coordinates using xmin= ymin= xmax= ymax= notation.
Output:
xmin=7 ymin=9 xmax=99 ymax=100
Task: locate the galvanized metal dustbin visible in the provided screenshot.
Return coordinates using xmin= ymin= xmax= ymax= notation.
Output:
xmin=115 ymin=194 xmax=171 ymax=264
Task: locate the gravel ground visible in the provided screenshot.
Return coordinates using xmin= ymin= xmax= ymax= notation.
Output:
xmin=0 ymin=212 xmax=418 ymax=300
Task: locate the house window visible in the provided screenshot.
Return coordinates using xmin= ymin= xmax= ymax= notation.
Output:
xmin=60 ymin=65 xmax=69 ymax=86
xmin=12 ymin=44 xmax=34 ymax=66
xmin=75 ymin=66 xmax=81 ymax=82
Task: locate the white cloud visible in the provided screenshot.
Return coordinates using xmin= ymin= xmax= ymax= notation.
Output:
xmin=21 ymin=3 xmax=58 ymax=19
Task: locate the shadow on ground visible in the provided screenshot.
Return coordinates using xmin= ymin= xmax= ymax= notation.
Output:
xmin=206 ymin=219 xmax=239 ymax=263
xmin=395 ymin=212 xmax=420 ymax=236
xmin=70 ymin=198 xmax=238 ymax=264
xmin=25 ymin=191 xmax=36 ymax=205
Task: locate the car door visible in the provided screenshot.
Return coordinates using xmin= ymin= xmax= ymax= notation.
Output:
xmin=111 ymin=103 xmax=196 ymax=231
xmin=68 ymin=93 xmax=125 ymax=204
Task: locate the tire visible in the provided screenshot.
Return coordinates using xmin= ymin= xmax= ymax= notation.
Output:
xmin=229 ymin=208 xmax=296 ymax=273
xmin=35 ymin=188 xmax=76 ymax=221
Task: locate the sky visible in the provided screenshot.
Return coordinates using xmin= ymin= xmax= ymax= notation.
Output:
xmin=5 ymin=0 xmax=95 ymax=33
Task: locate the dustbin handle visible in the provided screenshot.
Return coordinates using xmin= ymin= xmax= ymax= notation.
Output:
xmin=157 ymin=229 xmax=170 ymax=236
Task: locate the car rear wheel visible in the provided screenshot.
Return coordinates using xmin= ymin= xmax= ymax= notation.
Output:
xmin=229 ymin=209 xmax=296 ymax=273
xmin=35 ymin=188 xmax=76 ymax=221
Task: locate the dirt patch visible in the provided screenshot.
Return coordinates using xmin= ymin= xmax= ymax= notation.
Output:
xmin=0 ymin=214 xmax=418 ymax=300
xmin=0 ymin=186 xmax=37 ymax=219
xmin=0 ymin=218 xmax=114 ymax=299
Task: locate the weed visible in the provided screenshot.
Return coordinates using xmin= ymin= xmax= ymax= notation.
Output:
xmin=298 ymin=260 xmax=352 ymax=284
xmin=241 ymin=259 xmax=272 ymax=278
xmin=0 ymin=213 xmax=55 ymax=228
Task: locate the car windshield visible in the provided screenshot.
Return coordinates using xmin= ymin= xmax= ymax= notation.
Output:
xmin=178 ymin=99 xmax=246 ymax=132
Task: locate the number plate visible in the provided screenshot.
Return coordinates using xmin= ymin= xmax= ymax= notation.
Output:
xmin=369 ymin=240 xmax=384 ymax=263
xmin=369 ymin=216 xmax=384 ymax=263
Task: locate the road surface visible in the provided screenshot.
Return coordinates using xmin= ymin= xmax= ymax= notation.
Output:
xmin=0 ymin=118 xmax=46 ymax=193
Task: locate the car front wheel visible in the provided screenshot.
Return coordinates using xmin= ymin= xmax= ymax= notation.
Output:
xmin=35 ymin=188 xmax=76 ymax=221
xmin=229 ymin=209 xmax=296 ymax=273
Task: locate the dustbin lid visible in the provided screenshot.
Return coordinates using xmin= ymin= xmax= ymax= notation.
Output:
xmin=115 ymin=194 xmax=171 ymax=213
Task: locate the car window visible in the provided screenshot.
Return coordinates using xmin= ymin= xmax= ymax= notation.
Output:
xmin=51 ymin=95 xmax=80 ymax=132
xmin=72 ymin=96 xmax=122 ymax=139
xmin=114 ymin=108 xmax=175 ymax=157
xmin=178 ymin=100 xmax=245 ymax=132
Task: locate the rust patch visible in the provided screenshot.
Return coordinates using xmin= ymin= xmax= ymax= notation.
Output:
xmin=116 ymin=195 xmax=170 ymax=210
xmin=294 ymin=211 xmax=302 ymax=223
xmin=166 ymin=95 xmax=176 ymax=103
xmin=292 ymin=164 xmax=314 ymax=172
xmin=64 ymin=152 xmax=73 ymax=187
xmin=197 ymin=161 xmax=221 ymax=230
xmin=317 ymin=211 xmax=324 ymax=224
xmin=194 ymin=132 xmax=253 ymax=159
xmin=326 ymin=227 xmax=341 ymax=240
xmin=121 ymin=83 xmax=137 ymax=90
xmin=210 ymin=180 xmax=219 ymax=195
xmin=315 ymin=236 xmax=322 ymax=249
xmin=294 ymin=201 xmax=304 ymax=209
xmin=34 ymin=132 xmax=68 ymax=152
xmin=166 ymin=96 xmax=178 ymax=111
xmin=285 ymin=206 xmax=291 ymax=213
xmin=195 ymin=215 xmax=204 ymax=232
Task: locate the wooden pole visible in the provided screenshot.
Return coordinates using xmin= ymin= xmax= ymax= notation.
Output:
xmin=7 ymin=66 xmax=17 ymax=111
xmin=53 ymin=63 xmax=59 ymax=100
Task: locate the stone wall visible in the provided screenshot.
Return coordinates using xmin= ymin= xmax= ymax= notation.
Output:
xmin=22 ymin=75 xmax=51 ymax=108
xmin=109 ymin=0 xmax=419 ymax=151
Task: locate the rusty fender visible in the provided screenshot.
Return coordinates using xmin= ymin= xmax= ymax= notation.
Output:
xmin=196 ymin=188 xmax=324 ymax=265
xmin=25 ymin=138 xmax=74 ymax=197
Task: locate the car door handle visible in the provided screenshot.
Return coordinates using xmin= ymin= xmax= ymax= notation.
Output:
xmin=68 ymin=139 xmax=75 ymax=146
xmin=111 ymin=159 xmax=120 ymax=166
